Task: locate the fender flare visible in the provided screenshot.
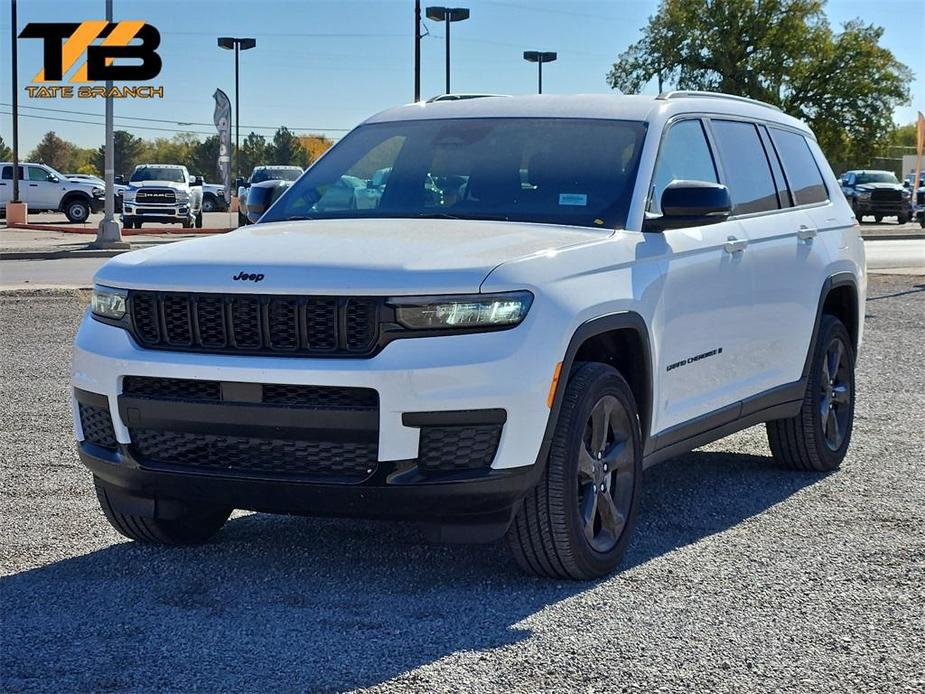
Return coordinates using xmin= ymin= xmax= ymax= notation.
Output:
xmin=801 ymin=272 xmax=860 ymax=381
xmin=532 ymin=311 xmax=653 ymax=468
xmin=59 ymin=191 xmax=91 ymax=212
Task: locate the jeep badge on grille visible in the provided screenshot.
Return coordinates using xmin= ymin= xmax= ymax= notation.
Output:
xmin=233 ymin=272 xmax=265 ymax=282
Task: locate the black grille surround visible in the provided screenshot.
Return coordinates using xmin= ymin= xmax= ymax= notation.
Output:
xmin=126 ymin=290 xmax=382 ymax=358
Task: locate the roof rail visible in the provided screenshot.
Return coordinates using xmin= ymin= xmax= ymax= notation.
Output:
xmin=426 ymin=93 xmax=510 ymax=103
xmin=656 ymin=90 xmax=782 ymax=112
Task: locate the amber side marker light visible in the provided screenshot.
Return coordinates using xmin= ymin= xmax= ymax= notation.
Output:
xmin=547 ymin=361 xmax=563 ymax=408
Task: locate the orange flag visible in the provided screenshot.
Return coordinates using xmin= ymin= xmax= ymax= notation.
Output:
xmin=914 ymin=111 xmax=924 ymax=194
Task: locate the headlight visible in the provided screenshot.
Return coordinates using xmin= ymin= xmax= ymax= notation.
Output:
xmin=91 ymin=186 xmax=104 ymax=197
xmin=390 ymin=291 xmax=533 ymax=330
xmin=901 ymin=189 xmax=910 ymax=199
xmin=858 ymin=191 xmax=871 ymax=199
xmin=176 ymin=191 xmax=189 ymax=201
xmin=90 ymin=285 xmax=127 ymax=320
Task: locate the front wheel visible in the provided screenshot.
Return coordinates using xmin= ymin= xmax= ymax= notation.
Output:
xmin=194 ymin=210 xmax=203 ymax=228
xmin=201 ymin=195 xmax=216 ymax=213
xmin=897 ymin=212 xmax=910 ymax=225
xmin=766 ymin=315 xmax=855 ymax=471
xmin=64 ymin=198 xmax=90 ymax=223
xmin=507 ymin=362 xmax=642 ymax=580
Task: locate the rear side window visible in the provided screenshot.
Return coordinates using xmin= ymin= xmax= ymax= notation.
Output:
xmin=770 ymin=128 xmax=828 ymax=205
xmin=649 ymin=119 xmax=718 ymax=214
xmin=710 ymin=120 xmax=779 ymax=215
xmin=2 ymin=166 xmax=24 ymax=180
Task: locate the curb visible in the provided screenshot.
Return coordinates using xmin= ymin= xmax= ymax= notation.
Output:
xmin=861 ymin=233 xmax=925 ymax=241
xmin=1 ymin=249 xmax=133 ymax=260
xmin=5 ymin=223 xmax=232 ymax=235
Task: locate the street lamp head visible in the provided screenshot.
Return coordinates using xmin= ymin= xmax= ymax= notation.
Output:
xmin=426 ymin=6 xmax=469 ymax=21
xmin=524 ymin=51 xmax=557 ymax=63
xmin=218 ymin=37 xmax=235 ymax=50
xmin=239 ymin=38 xmax=256 ymax=50
xmin=218 ymin=37 xmax=256 ymax=50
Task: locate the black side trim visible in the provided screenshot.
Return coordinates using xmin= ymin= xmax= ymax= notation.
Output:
xmin=802 ymin=272 xmax=859 ymax=380
xmin=402 ymin=409 xmax=507 ymax=427
xmin=643 ymin=380 xmax=804 ymax=468
xmin=534 ymin=311 xmax=653 ymax=467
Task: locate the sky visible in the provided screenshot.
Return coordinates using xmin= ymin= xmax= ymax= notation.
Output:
xmin=0 ymin=0 xmax=922 ymax=153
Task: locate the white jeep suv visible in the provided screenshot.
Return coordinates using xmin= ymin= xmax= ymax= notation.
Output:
xmin=121 ymin=164 xmax=204 ymax=229
xmin=73 ymin=93 xmax=865 ymax=579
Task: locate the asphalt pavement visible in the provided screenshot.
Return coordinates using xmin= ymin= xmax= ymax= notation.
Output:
xmin=1 ymin=275 xmax=923 ymax=692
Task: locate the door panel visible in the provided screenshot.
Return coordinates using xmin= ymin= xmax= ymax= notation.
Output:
xmin=26 ymin=166 xmax=60 ymax=210
xmin=653 ymin=218 xmax=756 ymax=432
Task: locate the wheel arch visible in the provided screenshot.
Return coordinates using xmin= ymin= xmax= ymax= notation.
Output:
xmin=803 ymin=272 xmax=860 ymax=380
xmin=535 ymin=312 xmax=654 ymax=469
xmin=59 ymin=190 xmax=91 ymax=211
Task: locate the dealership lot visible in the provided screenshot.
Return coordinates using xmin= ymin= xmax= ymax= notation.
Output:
xmin=0 ymin=275 xmax=922 ymax=692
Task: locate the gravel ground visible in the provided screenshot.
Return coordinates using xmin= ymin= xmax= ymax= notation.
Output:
xmin=1 ymin=277 xmax=923 ymax=693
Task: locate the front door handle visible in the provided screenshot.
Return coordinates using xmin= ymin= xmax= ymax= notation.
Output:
xmin=724 ymin=235 xmax=748 ymax=254
xmin=798 ymin=224 xmax=818 ymax=241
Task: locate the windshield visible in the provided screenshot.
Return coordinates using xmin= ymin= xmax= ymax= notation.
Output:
xmin=131 ymin=166 xmax=186 ymax=183
xmin=260 ymin=117 xmax=647 ymax=229
xmin=251 ymin=168 xmax=302 ymax=183
xmin=856 ymin=172 xmax=898 ymax=185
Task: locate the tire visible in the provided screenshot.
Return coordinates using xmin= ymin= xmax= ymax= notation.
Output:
xmin=181 ymin=217 xmax=192 ymax=229
xmin=194 ymin=210 xmax=203 ymax=228
xmin=64 ymin=198 xmax=90 ymax=223
xmin=201 ymin=195 xmax=216 ymax=213
xmin=238 ymin=211 xmax=249 ymax=226
xmin=122 ymin=219 xmax=135 ymax=229
xmin=507 ymin=362 xmax=643 ymax=580
xmin=897 ymin=212 xmax=910 ymax=225
xmin=874 ymin=215 xmax=883 ymax=223
xmin=766 ymin=315 xmax=855 ymax=471
xmin=95 ymin=478 xmax=230 ymax=544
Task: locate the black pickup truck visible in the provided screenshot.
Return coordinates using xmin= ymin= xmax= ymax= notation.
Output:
xmin=839 ymin=170 xmax=910 ymax=223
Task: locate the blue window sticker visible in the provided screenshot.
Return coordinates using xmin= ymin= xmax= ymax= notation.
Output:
xmin=559 ymin=193 xmax=588 ymax=206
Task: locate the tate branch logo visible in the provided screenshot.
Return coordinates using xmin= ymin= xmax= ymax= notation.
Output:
xmin=19 ymin=21 xmax=164 ymax=99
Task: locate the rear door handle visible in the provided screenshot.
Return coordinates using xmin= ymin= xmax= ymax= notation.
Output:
xmin=798 ymin=224 xmax=817 ymax=241
xmin=29 ymin=183 xmax=38 ymax=187
xmin=724 ymin=235 xmax=748 ymax=254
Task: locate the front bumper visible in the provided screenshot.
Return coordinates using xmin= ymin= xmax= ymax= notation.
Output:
xmin=89 ymin=197 xmax=105 ymax=213
xmin=854 ymin=198 xmax=907 ymax=215
xmin=123 ymin=201 xmax=190 ymax=223
xmin=72 ymin=312 xmax=558 ymax=538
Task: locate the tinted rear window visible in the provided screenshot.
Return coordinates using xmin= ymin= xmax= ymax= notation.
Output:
xmin=710 ymin=120 xmax=779 ymax=215
xmin=770 ymin=129 xmax=828 ymax=205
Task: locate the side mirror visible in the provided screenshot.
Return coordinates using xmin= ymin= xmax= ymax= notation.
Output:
xmin=190 ymin=175 xmax=203 ymax=187
xmin=245 ymin=180 xmax=289 ymax=223
xmin=234 ymin=177 xmax=246 ymax=190
xmin=903 ymin=180 xmax=911 ymax=188
xmin=643 ymin=180 xmax=732 ymax=232
xmin=47 ymin=174 xmax=59 ymax=183
xmin=114 ymin=175 xmax=124 ymax=185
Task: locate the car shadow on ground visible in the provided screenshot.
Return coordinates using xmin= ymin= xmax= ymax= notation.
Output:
xmin=1 ymin=449 xmax=824 ymax=692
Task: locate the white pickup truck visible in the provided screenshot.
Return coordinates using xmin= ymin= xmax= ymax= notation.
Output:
xmin=120 ymin=164 xmax=204 ymax=229
xmin=1 ymin=162 xmax=104 ymax=222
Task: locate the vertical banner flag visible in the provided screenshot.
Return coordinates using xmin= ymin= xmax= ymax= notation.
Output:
xmin=213 ymin=89 xmax=232 ymax=204
xmin=914 ymin=111 xmax=924 ymax=202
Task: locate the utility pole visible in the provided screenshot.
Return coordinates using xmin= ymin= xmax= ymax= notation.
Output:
xmin=93 ymin=0 xmax=128 ymax=247
xmin=414 ymin=0 xmax=421 ymax=101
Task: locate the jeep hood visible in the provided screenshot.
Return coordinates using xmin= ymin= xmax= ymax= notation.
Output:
xmin=93 ymin=218 xmax=609 ymax=294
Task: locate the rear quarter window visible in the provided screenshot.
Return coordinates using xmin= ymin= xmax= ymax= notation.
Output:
xmin=770 ymin=128 xmax=829 ymax=205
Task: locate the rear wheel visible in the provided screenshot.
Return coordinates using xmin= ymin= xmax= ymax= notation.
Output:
xmin=507 ymin=362 xmax=642 ymax=580
xmin=95 ymin=478 xmax=231 ymax=544
xmin=201 ymin=195 xmax=217 ymax=213
xmin=897 ymin=211 xmax=910 ymax=224
xmin=766 ymin=315 xmax=855 ymax=471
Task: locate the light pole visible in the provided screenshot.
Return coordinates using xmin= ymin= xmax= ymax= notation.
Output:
xmin=523 ymin=51 xmax=557 ymax=94
xmin=425 ymin=6 xmax=469 ymax=94
xmin=217 ymin=37 xmax=256 ymax=180
xmin=7 ymin=0 xmax=25 ymax=225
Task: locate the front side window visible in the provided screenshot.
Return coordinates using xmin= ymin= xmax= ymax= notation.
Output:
xmin=28 ymin=166 xmax=50 ymax=182
xmin=261 ymin=117 xmax=648 ymax=229
xmin=648 ymin=119 xmax=718 ymax=214
xmin=710 ymin=120 xmax=779 ymax=215
xmin=770 ymin=128 xmax=828 ymax=205
xmin=130 ymin=167 xmax=185 ymax=183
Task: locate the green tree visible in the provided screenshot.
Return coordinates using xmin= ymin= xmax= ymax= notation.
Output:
xmin=28 ymin=131 xmax=73 ymax=170
xmin=188 ymin=135 xmax=220 ymax=180
xmin=238 ymin=131 xmax=268 ymax=176
xmin=607 ymin=0 xmax=912 ymax=164
xmin=0 ymin=135 xmax=11 ymax=160
xmin=267 ymin=126 xmax=310 ymax=168
xmin=94 ymin=130 xmax=146 ymax=179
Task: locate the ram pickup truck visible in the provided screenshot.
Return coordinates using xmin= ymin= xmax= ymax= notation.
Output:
xmin=840 ymin=169 xmax=910 ymax=223
xmin=1 ymin=162 xmax=104 ymax=222
xmin=75 ymin=92 xmax=865 ymax=579
xmin=200 ymin=181 xmax=228 ymax=213
xmin=235 ymin=165 xmax=303 ymax=225
xmin=121 ymin=164 xmax=204 ymax=229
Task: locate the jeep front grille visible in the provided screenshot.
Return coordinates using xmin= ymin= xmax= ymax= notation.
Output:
xmin=127 ymin=291 xmax=381 ymax=357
